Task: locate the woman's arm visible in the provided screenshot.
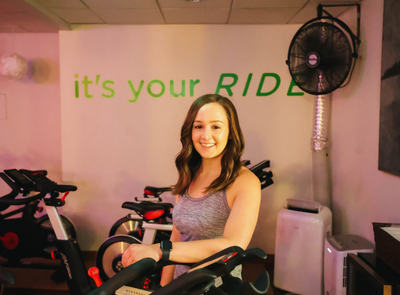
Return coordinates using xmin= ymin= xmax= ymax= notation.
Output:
xmin=160 ymin=197 xmax=181 ymax=286
xmin=121 ymin=169 xmax=261 ymax=266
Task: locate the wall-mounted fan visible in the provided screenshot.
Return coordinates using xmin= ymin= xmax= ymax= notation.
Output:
xmin=286 ymin=4 xmax=361 ymax=95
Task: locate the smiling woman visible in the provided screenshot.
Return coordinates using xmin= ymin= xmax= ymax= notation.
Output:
xmin=122 ymin=94 xmax=261 ymax=287
xmin=173 ymin=94 xmax=245 ymax=196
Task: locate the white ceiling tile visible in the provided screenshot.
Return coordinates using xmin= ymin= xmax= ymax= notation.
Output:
xmin=229 ymin=8 xmax=299 ymax=24
xmin=289 ymin=5 xmax=353 ymax=24
xmin=82 ymin=0 xmax=159 ymax=9
xmin=158 ymin=0 xmax=232 ymax=9
xmin=93 ymin=8 xmax=165 ymax=24
xmin=288 ymin=7 xmax=318 ymax=24
xmin=162 ymin=8 xmax=230 ymax=24
xmin=35 ymin=0 xmax=87 ymax=8
xmin=321 ymin=6 xmax=353 ymax=18
xmin=49 ymin=8 xmax=105 ymax=24
xmin=233 ymin=0 xmax=309 ymax=8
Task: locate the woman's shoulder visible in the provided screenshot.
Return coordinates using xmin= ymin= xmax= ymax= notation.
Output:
xmin=231 ymin=166 xmax=261 ymax=191
xmin=225 ymin=166 xmax=261 ymax=206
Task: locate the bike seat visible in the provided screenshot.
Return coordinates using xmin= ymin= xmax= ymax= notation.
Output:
xmin=144 ymin=186 xmax=172 ymax=196
xmin=122 ymin=201 xmax=172 ymax=220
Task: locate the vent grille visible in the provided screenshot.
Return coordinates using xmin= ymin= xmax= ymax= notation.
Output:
xmin=343 ymin=256 xmax=348 ymax=287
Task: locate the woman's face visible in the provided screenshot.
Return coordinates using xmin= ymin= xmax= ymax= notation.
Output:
xmin=192 ymin=103 xmax=230 ymax=161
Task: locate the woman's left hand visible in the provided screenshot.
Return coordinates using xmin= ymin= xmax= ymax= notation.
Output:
xmin=122 ymin=243 xmax=162 ymax=267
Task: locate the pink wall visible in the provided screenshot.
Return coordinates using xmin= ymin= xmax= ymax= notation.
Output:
xmin=0 ymin=33 xmax=61 ymax=184
xmin=332 ymin=0 xmax=400 ymax=242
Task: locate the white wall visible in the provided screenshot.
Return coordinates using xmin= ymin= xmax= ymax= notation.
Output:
xmin=332 ymin=0 xmax=400 ymax=241
xmin=60 ymin=25 xmax=315 ymax=251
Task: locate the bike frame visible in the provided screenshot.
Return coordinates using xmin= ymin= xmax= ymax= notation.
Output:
xmin=141 ymin=222 xmax=173 ymax=245
xmin=45 ymin=201 xmax=94 ymax=295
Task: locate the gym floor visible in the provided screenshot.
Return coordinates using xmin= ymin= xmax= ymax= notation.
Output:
xmin=2 ymin=254 xmax=288 ymax=294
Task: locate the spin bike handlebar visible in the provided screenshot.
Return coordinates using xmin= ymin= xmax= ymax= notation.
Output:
xmin=88 ymin=246 xmax=269 ymax=295
xmin=0 ymin=169 xmax=77 ymax=205
xmin=86 ymin=258 xmax=217 ymax=295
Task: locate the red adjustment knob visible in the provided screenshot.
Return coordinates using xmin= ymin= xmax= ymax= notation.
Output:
xmin=37 ymin=206 xmax=43 ymax=213
xmin=88 ymin=267 xmax=102 ymax=287
xmin=0 ymin=232 xmax=19 ymax=250
xmin=60 ymin=191 xmax=70 ymax=205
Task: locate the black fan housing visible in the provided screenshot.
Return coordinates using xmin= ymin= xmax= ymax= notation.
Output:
xmin=287 ymin=17 xmax=359 ymax=95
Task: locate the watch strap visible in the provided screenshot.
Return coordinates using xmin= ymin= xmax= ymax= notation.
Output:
xmin=160 ymin=240 xmax=172 ymax=261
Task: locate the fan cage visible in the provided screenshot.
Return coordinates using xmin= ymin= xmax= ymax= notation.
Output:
xmin=287 ymin=16 xmax=359 ymax=95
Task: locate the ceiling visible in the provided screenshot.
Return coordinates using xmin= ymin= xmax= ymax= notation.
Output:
xmin=0 ymin=0 xmax=361 ymax=33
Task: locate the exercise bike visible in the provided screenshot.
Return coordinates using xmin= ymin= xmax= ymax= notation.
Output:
xmin=0 ymin=169 xmax=76 ymax=285
xmin=96 ymin=159 xmax=274 ymax=282
xmin=109 ymin=160 xmax=272 ymax=239
xmin=0 ymin=169 xmax=270 ymax=295
xmin=108 ymin=186 xmax=173 ymax=241
xmin=97 ymin=187 xmax=174 ymax=282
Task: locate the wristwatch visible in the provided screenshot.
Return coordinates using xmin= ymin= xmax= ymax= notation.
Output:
xmin=160 ymin=240 xmax=172 ymax=262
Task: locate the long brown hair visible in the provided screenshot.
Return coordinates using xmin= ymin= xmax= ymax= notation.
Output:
xmin=172 ymin=94 xmax=245 ymax=196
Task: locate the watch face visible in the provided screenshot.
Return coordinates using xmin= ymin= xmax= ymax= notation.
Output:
xmin=161 ymin=240 xmax=172 ymax=250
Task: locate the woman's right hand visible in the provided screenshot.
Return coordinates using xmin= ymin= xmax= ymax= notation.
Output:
xmin=121 ymin=243 xmax=162 ymax=267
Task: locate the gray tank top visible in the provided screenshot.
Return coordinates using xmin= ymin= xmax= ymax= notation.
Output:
xmin=173 ymin=190 xmax=241 ymax=280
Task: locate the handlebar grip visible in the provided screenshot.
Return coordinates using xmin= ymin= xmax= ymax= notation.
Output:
xmin=189 ymin=246 xmax=245 ymax=270
xmin=28 ymin=173 xmax=77 ymax=193
xmin=241 ymin=248 xmax=267 ymax=263
xmin=240 ymin=271 xmax=270 ymax=295
xmin=4 ymin=169 xmax=36 ymax=190
xmin=55 ymin=184 xmax=77 ymax=192
xmin=0 ymin=192 xmax=46 ymax=205
xmin=249 ymin=160 xmax=270 ymax=174
xmin=257 ymin=171 xmax=273 ymax=189
xmin=18 ymin=169 xmax=47 ymax=178
xmin=0 ymin=173 xmax=19 ymax=192
xmin=0 ymin=173 xmax=21 ymax=209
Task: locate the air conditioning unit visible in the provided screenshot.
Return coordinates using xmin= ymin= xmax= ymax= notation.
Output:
xmin=274 ymin=199 xmax=332 ymax=295
xmin=324 ymin=234 xmax=374 ymax=295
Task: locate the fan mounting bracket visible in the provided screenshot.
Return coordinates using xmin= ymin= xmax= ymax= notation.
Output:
xmin=317 ymin=3 xmax=361 ymax=45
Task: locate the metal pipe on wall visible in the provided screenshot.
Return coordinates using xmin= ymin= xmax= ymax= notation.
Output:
xmin=311 ymin=92 xmax=332 ymax=210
